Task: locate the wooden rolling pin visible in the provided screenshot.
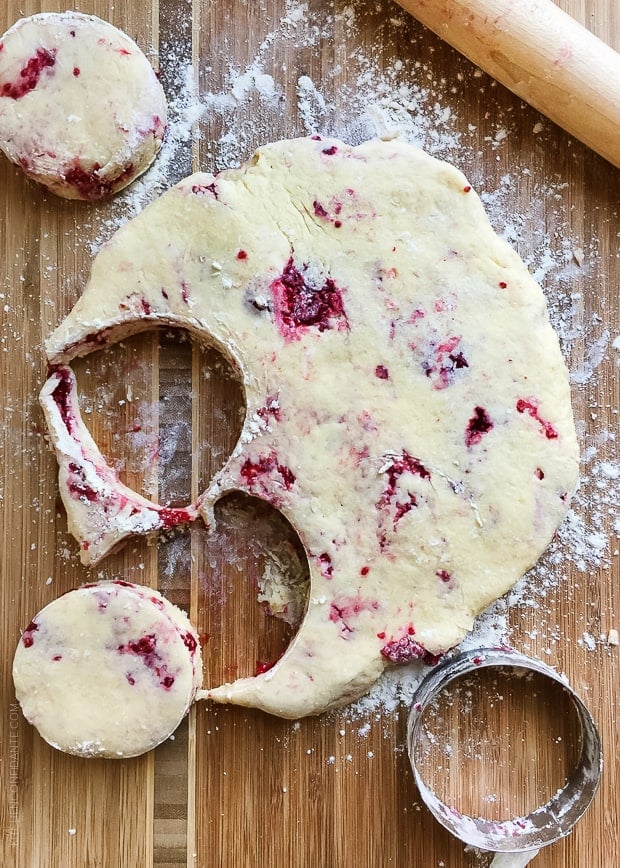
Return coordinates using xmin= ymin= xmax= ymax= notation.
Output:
xmin=395 ymin=0 xmax=620 ymax=168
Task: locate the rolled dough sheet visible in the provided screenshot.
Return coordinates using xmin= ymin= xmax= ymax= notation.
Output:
xmin=13 ymin=581 xmax=202 ymax=757
xmin=42 ymin=136 xmax=579 ymax=718
xmin=0 ymin=11 xmax=166 ymax=200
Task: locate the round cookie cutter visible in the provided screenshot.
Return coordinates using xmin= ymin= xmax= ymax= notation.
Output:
xmin=407 ymin=648 xmax=602 ymax=863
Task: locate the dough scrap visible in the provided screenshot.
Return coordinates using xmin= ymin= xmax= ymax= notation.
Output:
xmin=41 ymin=136 xmax=579 ymax=718
xmin=0 ymin=12 xmax=166 ymax=200
xmin=13 ymin=581 xmax=202 ymax=757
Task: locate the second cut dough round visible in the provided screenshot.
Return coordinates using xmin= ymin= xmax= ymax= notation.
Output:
xmin=0 ymin=12 xmax=167 ymax=200
xmin=13 ymin=581 xmax=202 ymax=757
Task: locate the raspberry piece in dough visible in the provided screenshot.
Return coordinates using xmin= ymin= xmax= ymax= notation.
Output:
xmin=12 ymin=581 xmax=202 ymax=757
xmin=0 ymin=12 xmax=166 ymax=200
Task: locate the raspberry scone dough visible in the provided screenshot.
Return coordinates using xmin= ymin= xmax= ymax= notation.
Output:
xmin=42 ymin=137 xmax=579 ymax=718
xmin=0 ymin=12 xmax=166 ymax=200
xmin=13 ymin=581 xmax=202 ymax=757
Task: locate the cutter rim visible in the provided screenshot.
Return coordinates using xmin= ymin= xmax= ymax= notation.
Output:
xmin=407 ymin=647 xmax=602 ymax=853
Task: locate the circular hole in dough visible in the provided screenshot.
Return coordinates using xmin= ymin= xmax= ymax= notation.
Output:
xmin=70 ymin=328 xmax=246 ymax=504
xmin=0 ymin=11 xmax=167 ymax=200
xmin=12 ymin=580 xmax=202 ymax=758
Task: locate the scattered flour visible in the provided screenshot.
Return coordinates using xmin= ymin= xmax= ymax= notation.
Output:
xmin=570 ymin=329 xmax=610 ymax=385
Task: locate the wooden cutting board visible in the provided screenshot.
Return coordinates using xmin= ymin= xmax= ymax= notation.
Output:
xmin=1 ymin=2 xmax=618 ymax=865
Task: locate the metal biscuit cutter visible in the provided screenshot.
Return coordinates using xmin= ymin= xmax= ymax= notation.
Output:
xmin=407 ymin=648 xmax=602 ymax=866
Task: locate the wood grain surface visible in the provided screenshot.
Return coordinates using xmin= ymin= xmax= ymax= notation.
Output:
xmin=1 ymin=2 xmax=618 ymax=866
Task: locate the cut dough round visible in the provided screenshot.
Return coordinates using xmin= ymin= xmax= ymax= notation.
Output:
xmin=0 ymin=12 xmax=166 ymax=200
xmin=13 ymin=581 xmax=202 ymax=757
xmin=41 ymin=137 xmax=579 ymax=718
